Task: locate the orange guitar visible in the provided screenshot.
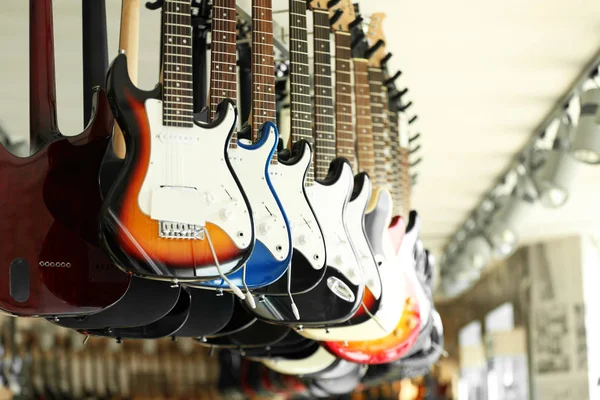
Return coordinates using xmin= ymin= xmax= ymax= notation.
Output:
xmin=100 ymin=0 xmax=254 ymax=283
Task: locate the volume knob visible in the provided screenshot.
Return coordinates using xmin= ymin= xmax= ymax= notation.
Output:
xmin=220 ymin=208 xmax=233 ymax=221
xmin=298 ymin=235 xmax=307 ymax=245
xmin=259 ymin=223 xmax=272 ymax=235
xmin=205 ymin=192 xmax=216 ymax=205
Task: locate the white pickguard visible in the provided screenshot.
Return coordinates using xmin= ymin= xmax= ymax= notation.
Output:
xmin=270 ymin=142 xmax=326 ymax=270
xmin=230 ymin=127 xmax=290 ymax=261
xmin=306 ymin=163 xmax=362 ymax=286
xmin=138 ymin=99 xmax=252 ymax=276
xmin=345 ymin=178 xmax=381 ymax=299
xmin=261 ymin=346 xmax=336 ymax=376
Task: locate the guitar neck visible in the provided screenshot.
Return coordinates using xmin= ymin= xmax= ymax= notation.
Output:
xmin=353 ymin=59 xmax=376 ymax=179
xmin=312 ymin=9 xmax=336 ymax=182
xmin=368 ymin=67 xmax=389 ymax=188
xmin=161 ymin=0 xmax=194 ymax=128
xmin=387 ymin=110 xmax=405 ymax=217
xmin=399 ymin=112 xmax=412 ymax=214
xmin=209 ymin=0 xmax=238 ymax=147
xmin=251 ymin=0 xmax=277 ymax=143
xmin=388 ymin=103 xmax=411 ymax=218
xmin=334 ymin=32 xmax=355 ymax=169
xmin=29 ymin=0 xmax=58 ymax=153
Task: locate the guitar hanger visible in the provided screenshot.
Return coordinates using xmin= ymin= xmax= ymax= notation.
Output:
xmin=81 ymin=0 xmax=109 ymax=127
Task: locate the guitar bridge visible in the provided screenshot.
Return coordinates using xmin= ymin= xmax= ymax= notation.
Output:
xmin=158 ymin=221 xmax=205 ymax=240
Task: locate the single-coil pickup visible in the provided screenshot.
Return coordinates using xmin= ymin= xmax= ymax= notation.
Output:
xmin=156 ymin=131 xmax=201 ymax=144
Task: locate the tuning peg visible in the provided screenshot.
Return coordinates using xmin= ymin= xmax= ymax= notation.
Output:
xmin=399 ymin=101 xmax=413 ymax=112
xmin=327 ymin=0 xmax=342 ymax=7
xmin=145 ymin=0 xmax=163 ymax=10
xmin=384 ymin=71 xmax=402 ymax=86
xmin=409 ymin=144 xmax=421 ymax=154
xmin=411 ymin=173 xmax=418 ymax=185
xmin=330 ymin=9 xmax=343 ymax=26
xmin=348 ymin=16 xmax=364 ymax=30
xmin=391 ymin=88 xmax=408 ymax=103
xmin=410 ymin=157 xmax=422 ymax=168
xmin=365 ymin=39 xmax=385 ymax=59
xmin=408 ymin=115 xmax=418 ymax=125
xmin=381 ymin=52 xmax=392 ymax=66
xmin=409 ymin=133 xmax=420 ymax=143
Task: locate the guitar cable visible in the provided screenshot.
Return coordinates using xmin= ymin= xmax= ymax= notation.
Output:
xmin=360 ymin=301 xmax=386 ymax=332
xmin=242 ymin=265 xmax=256 ymax=309
xmin=287 ymin=264 xmax=301 ymax=320
xmin=204 ymin=229 xmax=246 ymax=300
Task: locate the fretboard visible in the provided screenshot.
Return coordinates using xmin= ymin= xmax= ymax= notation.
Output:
xmin=353 ymin=59 xmax=376 ymax=179
xmin=368 ymin=67 xmax=389 ymax=188
xmin=209 ymin=0 xmax=238 ymax=147
xmin=289 ymin=0 xmax=314 ymax=182
xmin=162 ymin=0 xmax=194 ymax=128
xmin=387 ymin=110 xmax=407 ymax=217
xmin=334 ymin=32 xmax=355 ymax=169
xmin=312 ymin=9 xmax=335 ymax=182
xmin=398 ymin=112 xmax=412 ymax=214
xmin=251 ymin=0 xmax=277 ymax=163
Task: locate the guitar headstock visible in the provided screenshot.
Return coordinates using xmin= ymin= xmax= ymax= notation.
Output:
xmin=329 ymin=0 xmax=356 ymax=33
xmin=367 ymin=12 xmax=387 ymax=67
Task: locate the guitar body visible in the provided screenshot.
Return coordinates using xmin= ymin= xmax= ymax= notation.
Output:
xmin=172 ymin=287 xmax=234 ymax=337
xmin=323 ymin=211 xmax=425 ymax=364
xmin=0 ymin=90 xmax=130 ymax=317
xmin=191 ymin=122 xmax=292 ymax=289
xmin=101 ymin=54 xmax=254 ymax=281
xmin=248 ymin=159 xmax=363 ymax=326
xmin=300 ymin=174 xmax=390 ymax=341
xmin=82 ymin=287 xmax=192 ymax=339
xmin=302 ymin=188 xmax=407 ymax=342
xmin=51 ymin=278 xmax=181 ymax=330
xmin=261 ymin=140 xmax=327 ymax=294
xmin=206 ymin=300 xmax=256 ymax=338
xmin=262 ymin=346 xmax=336 ymax=376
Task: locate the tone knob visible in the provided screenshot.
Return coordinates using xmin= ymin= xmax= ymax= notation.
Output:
xmin=259 ymin=222 xmax=272 ymax=235
xmin=205 ymin=192 xmax=216 ymax=204
xmin=347 ymin=268 xmax=357 ymax=279
xmin=298 ymin=235 xmax=307 ymax=245
xmin=334 ymin=255 xmax=344 ymax=266
xmin=220 ymin=208 xmax=233 ymax=221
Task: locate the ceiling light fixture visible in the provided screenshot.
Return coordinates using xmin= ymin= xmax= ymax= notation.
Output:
xmin=571 ymin=87 xmax=600 ymax=164
xmin=485 ymin=174 xmax=537 ymax=258
xmin=533 ymin=117 xmax=579 ymax=208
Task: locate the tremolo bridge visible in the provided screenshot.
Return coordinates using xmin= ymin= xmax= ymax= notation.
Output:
xmin=158 ymin=221 xmax=205 ymax=240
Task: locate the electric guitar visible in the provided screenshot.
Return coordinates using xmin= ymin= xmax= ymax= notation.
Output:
xmin=53 ymin=0 xmax=199 ymax=331
xmin=300 ymin=1 xmax=395 ymax=342
xmin=323 ymin=12 xmax=428 ymax=365
xmin=247 ymin=0 xmax=363 ymax=326
xmin=262 ymin=345 xmax=337 ymax=376
xmin=187 ymin=0 xmax=292 ymax=292
xmin=372 ymin=11 xmax=434 ymax=348
xmin=100 ymin=0 xmax=254 ymax=283
xmin=0 ymin=0 xmax=129 ymax=317
xmin=257 ymin=0 xmax=329 ymax=295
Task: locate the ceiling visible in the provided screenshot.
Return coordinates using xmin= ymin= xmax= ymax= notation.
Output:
xmin=1 ymin=1 xmax=600 ymax=262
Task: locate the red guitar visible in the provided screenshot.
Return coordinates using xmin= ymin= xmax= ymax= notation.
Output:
xmin=0 ymin=0 xmax=129 ymax=317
